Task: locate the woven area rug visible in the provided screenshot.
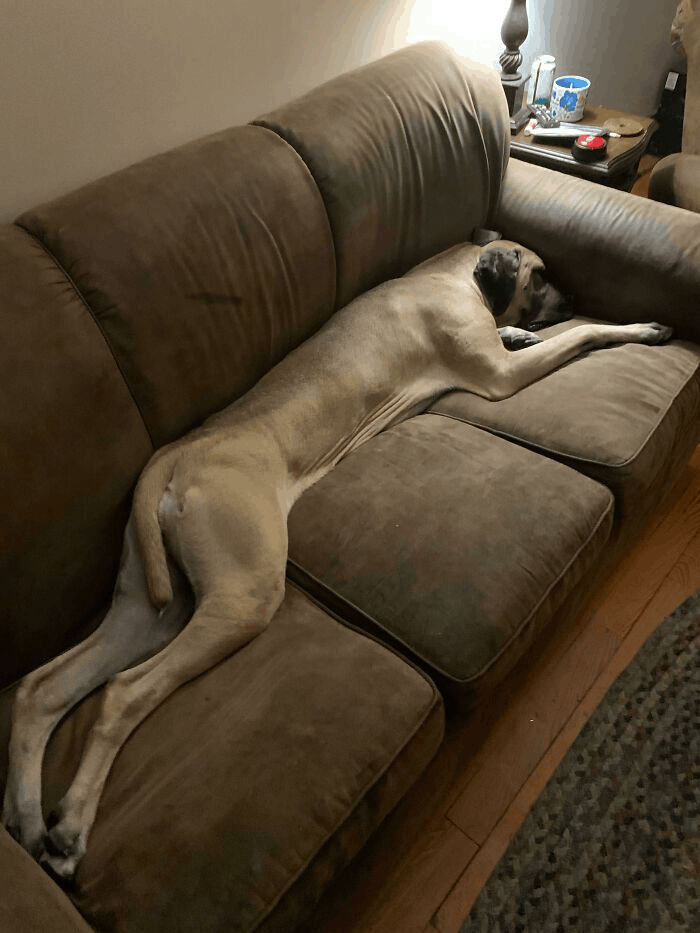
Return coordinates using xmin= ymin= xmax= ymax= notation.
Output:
xmin=459 ymin=590 xmax=700 ymax=932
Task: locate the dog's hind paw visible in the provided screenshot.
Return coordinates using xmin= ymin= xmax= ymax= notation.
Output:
xmin=41 ymin=849 xmax=82 ymax=885
xmin=40 ymin=820 xmax=87 ymax=884
xmin=2 ymin=805 xmax=47 ymax=860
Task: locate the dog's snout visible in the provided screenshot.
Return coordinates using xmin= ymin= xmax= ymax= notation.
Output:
xmin=526 ymin=285 xmax=574 ymax=331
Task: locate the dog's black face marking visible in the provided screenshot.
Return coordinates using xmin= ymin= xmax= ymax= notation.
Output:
xmin=474 ymin=248 xmax=521 ymax=317
xmin=526 ymin=267 xmax=574 ymax=331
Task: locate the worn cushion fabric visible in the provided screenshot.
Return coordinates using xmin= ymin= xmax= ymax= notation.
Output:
xmin=0 ymin=226 xmax=152 ymax=689
xmin=495 ymin=160 xmax=700 ymax=343
xmin=430 ymin=319 xmax=700 ymax=534
xmin=287 ymin=415 xmax=614 ymax=706
xmin=255 ymin=41 xmax=509 ymax=309
xmin=17 ymin=126 xmax=336 ymax=449
xmin=0 ymin=829 xmax=93 ymax=933
xmin=0 ymin=584 xmax=442 ymax=933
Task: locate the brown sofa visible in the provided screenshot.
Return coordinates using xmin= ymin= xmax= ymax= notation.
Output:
xmin=2 ymin=41 xmax=700 ymax=933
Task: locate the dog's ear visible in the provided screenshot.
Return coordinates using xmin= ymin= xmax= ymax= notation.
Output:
xmin=474 ymin=248 xmax=521 ymax=317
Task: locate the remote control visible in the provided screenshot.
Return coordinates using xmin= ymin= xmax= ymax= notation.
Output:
xmin=529 ymin=103 xmax=560 ymax=128
xmin=525 ymin=124 xmax=620 ymax=139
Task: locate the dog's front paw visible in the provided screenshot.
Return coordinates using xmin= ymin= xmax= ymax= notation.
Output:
xmin=498 ymin=326 xmax=543 ymax=351
xmin=637 ymin=322 xmax=673 ymax=345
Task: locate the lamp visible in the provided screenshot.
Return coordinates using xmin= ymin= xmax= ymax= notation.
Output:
xmin=499 ymin=0 xmax=531 ymax=131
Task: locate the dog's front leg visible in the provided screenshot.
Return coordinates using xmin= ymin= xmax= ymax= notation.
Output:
xmin=491 ymin=321 xmax=673 ymax=399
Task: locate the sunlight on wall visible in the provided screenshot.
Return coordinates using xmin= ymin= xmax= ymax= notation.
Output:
xmin=405 ymin=0 xmax=512 ymax=67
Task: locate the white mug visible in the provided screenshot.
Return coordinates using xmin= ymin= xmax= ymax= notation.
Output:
xmin=550 ymin=76 xmax=591 ymax=123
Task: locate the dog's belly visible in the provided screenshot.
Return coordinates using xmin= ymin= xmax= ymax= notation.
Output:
xmin=284 ymin=379 xmax=443 ymax=486
xmin=202 ymin=304 xmax=453 ymax=492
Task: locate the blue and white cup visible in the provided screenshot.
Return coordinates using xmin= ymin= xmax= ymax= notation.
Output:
xmin=550 ymin=76 xmax=591 ymax=122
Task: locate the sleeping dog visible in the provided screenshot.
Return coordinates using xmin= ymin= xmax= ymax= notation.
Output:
xmin=2 ymin=238 xmax=672 ymax=881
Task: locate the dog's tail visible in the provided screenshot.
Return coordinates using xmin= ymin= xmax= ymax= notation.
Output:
xmin=132 ymin=448 xmax=177 ymax=610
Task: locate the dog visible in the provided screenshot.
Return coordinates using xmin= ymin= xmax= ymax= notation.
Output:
xmin=2 ymin=238 xmax=672 ymax=881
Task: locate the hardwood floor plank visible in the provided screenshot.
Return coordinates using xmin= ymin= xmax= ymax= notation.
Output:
xmin=446 ymin=604 xmax=620 ymax=843
xmin=596 ymin=448 xmax=700 ymax=640
xmin=631 ymin=154 xmax=661 ymax=198
xmin=356 ymin=820 xmax=478 ymax=933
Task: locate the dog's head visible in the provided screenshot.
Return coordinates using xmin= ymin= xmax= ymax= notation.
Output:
xmin=474 ymin=240 xmax=573 ymax=331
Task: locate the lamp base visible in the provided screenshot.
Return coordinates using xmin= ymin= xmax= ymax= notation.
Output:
xmin=502 ymin=73 xmax=528 ymax=112
xmin=510 ymin=105 xmax=531 ymax=133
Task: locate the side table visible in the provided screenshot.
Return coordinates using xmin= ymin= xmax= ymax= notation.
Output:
xmin=510 ymin=104 xmax=658 ymax=190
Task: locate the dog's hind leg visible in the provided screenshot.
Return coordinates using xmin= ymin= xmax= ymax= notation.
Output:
xmin=1 ymin=518 xmax=193 ymax=860
xmin=41 ymin=573 xmax=285 ymax=881
xmin=41 ymin=475 xmax=288 ymax=881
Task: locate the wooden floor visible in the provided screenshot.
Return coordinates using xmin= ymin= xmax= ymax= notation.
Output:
xmin=307 ymin=159 xmax=698 ymax=932
xmin=630 ymin=152 xmax=660 ymax=198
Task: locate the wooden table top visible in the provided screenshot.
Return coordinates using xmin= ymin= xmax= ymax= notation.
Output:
xmin=510 ymin=104 xmax=658 ymax=184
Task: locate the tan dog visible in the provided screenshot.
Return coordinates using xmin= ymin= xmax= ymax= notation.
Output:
xmin=2 ymin=239 xmax=672 ymax=881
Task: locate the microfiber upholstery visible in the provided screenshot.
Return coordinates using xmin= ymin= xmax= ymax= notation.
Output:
xmin=0 ymin=830 xmax=93 ymax=933
xmin=0 ymin=226 xmax=152 ymax=689
xmin=17 ymin=125 xmax=336 ymax=449
xmin=430 ymin=319 xmax=700 ymax=536
xmin=255 ymin=41 xmax=509 ymax=309
xmin=495 ymin=160 xmax=700 ymax=342
xmin=0 ymin=584 xmax=443 ymax=933
xmin=287 ymin=415 xmax=614 ymax=706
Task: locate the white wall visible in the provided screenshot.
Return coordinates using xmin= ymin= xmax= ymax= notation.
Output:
xmin=0 ymin=1 xmax=686 ymax=222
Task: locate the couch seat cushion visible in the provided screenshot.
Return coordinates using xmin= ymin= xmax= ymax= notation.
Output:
xmin=0 ymin=828 xmax=93 ymax=933
xmin=1 ymin=584 xmax=442 ymax=933
xmin=430 ymin=319 xmax=700 ymax=535
xmin=287 ymin=414 xmax=613 ymax=706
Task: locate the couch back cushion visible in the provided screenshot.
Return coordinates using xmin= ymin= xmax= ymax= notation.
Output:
xmin=17 ymin=125 xmax=336 ymax=449
xmin=0 ymin=227 xmax=152 ymax=688
xmin=255 ymin=41 xmax=510 ymax=309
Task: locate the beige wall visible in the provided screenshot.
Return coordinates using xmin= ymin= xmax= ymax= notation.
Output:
xmin=1 ymin=0 xmax=412 ymax=222
xmin=1 ymin=1 xmax=685 ymax=223
xmin=535 ymin=0 xmax=685 ymax=114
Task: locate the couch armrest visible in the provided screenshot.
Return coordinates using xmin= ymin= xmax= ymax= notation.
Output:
xmin=649 ymin=152 xmax=700 ymax=214
xmin=493 ymin=160 xmax=700 ymax=343
xmin=0 ymin=829 xmax=94 ymax=932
